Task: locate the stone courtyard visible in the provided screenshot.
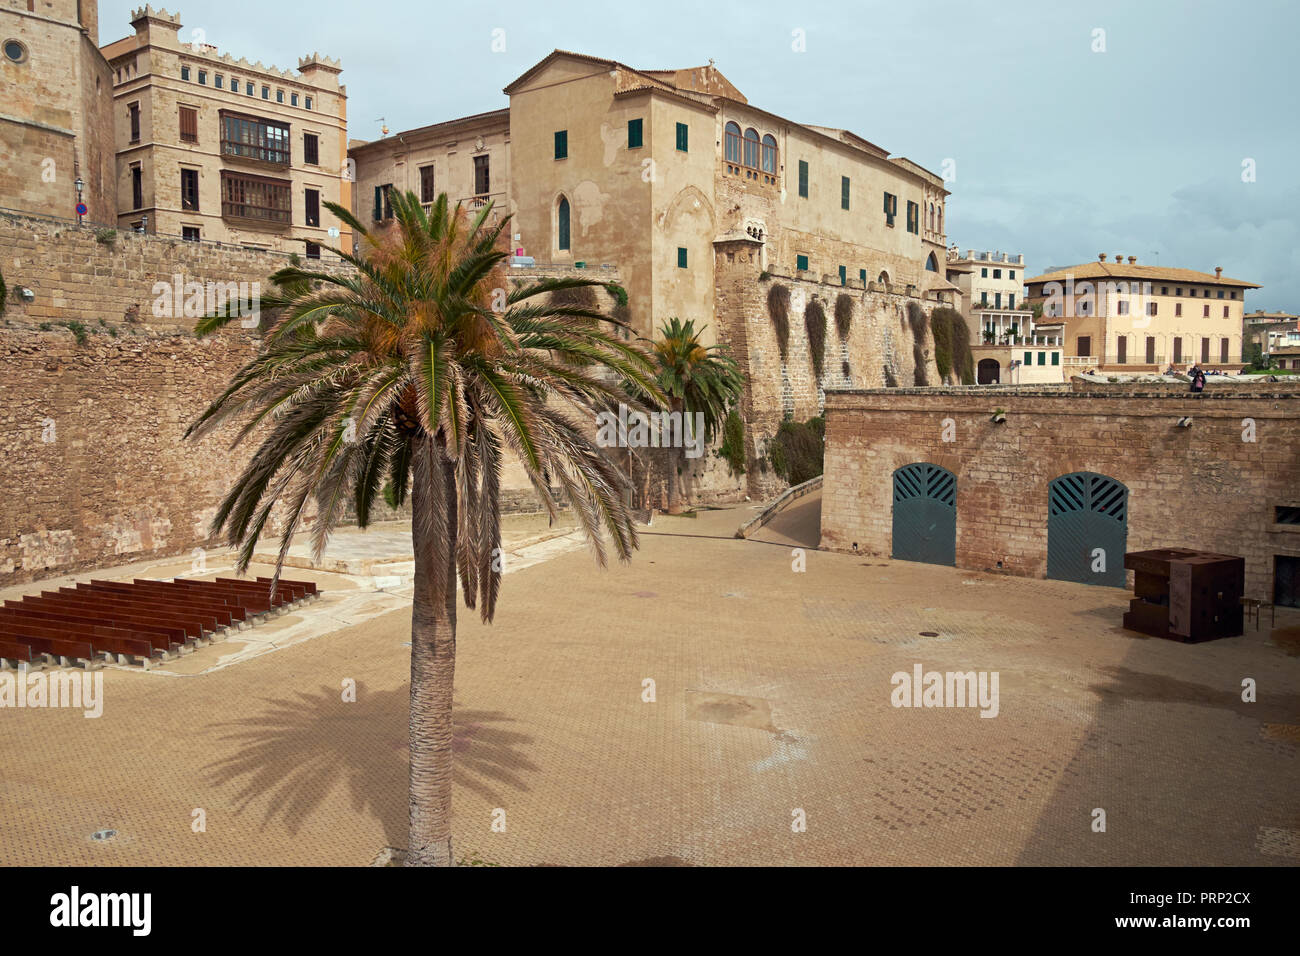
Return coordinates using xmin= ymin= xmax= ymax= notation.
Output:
xmin=0 ymin=498 xmax=1296 ymax=867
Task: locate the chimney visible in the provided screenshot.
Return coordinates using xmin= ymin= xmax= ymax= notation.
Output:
xmin=1114 ymin=253 xmax=1123 ymax=265
xmin=1127 ymin=256 xmax=1137 ymax=265
xmin=1098 ymin=253 xmax=1107 ymax=262
xmin=1215 ymin=266 xmax=1223 ymax=278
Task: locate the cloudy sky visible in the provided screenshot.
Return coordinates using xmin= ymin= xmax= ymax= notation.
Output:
xmin=101 ymin=0 xmax=1299 ymax=310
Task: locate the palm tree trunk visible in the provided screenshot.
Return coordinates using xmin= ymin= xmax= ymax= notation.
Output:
xmin=407 ymin=431 xmax=457 ymax=867
xmin=665 ymin=398 xmax=685 ymax=514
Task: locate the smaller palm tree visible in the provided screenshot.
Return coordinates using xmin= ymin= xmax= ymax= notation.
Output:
xmin=648 ymin=317 xmax=744 ymax=513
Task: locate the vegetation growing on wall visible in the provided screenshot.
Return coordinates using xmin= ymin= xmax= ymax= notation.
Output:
xmin=769 ymin=416 xmax=825 ymax=485
xmin=912 ymin=342 xmax=928 ymax=385
xmin=834 ymin=293 xmax=853 ymax=338
xmin=550 ymin=284 xmax=599 ymax=311
xmin=928 ymin=307 xmax=975 ymax=385
xmin=883 ymin=364 xmax=899 ymax=388
xmin=717 ymin=408 xmax=746 ymax=476
xmin=805 ymin=298 xmax=827 ymax=379
xmin=0 ymin=269 xmax=6 ymax=315
xmin=767 ymin=284 xmax=790 ymax=361
xmin=906 ymin=301 xmax=927 ymax=338
xmin=604 ymin=282 xmax=628 ymax=308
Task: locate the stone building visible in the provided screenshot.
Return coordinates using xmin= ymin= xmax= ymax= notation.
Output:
xmin=820 ymin=380 xmax=1300 ymax=603
xmin=98 ymin=5 xmax=350 ymax=253
xmin=946 ymin=247 xmax=1027 ymax=311
xmin=1025 ymin=255 xmax=1260 ymax=370
xmin=350 ymin=50 xmax=951 ymax=342
xmin=0 ymin=0 xmax=115 ymax=222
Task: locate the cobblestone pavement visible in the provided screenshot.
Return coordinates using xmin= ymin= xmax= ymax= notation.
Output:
xmin=0 ymin=503 xmax=1295 ymax=866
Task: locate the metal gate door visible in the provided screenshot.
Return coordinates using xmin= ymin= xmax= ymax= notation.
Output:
xmin=892 ymin=463 xmax=956 ymax=566
xmin=1047 ymin=472 xmax=1128 ymax=586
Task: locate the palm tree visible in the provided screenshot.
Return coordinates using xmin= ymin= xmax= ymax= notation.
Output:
xmin=186 ymin=190 xmax=662 ymax=866
xmin=649 ymin=317 xmax=744 ymax=513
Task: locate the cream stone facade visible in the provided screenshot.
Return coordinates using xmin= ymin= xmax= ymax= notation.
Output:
xmin=0 ymin=0 xmax=115 ymax=222
xmin=350 ymin=50 xmax=950 ymax=343
xmin=1025 ymin=254 xmax=1260 ymax=370
xmin=99 ymin=5 xmax=349 ymax=253
xmin=947 ymin=248 xmax=1027 ymax=311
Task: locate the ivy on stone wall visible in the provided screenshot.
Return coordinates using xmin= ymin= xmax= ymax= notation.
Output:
xmin=717 ymin=408 xmax=746 ymax=476
xmin=769 ymin=416 xmax=825 ymax=485
xmin=834 ymin=293 xmax=853 ymax=338
xmin=913 ymin=342 xmax=928 ymax=386
xmin=767 ymin=284 xmax=791 ymax=361
xmin=604 ymin=282 xmax=629 ymax=308
xmin=0 ymin=269 xmax=6 ymax=315
xmin=805 ymin=298 xmax=827 ymax=380
xmin=929 ymin=307 xmax=975 ymax=385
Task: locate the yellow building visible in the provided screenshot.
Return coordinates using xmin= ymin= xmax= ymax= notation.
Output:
xmin=351 ymin=50 xmax=949 ymax=340
xmin=1025 ymin=254 xmax=1260 ymax=370
xmin=99 ymin=5 xmax=350 ymax=254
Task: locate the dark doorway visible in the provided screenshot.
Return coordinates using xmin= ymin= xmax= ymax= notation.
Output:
xmin=977 ymin=358 xmax=1000 ymax=384
xmin=1276 ymin=556 xmax=1300 ymax=608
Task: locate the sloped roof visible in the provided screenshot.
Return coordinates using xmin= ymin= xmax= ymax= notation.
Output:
xmin=1026 ymin=262 xmax=1259 ymax=289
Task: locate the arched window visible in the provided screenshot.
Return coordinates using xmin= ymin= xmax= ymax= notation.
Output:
xmin=743 ymin=128 xmax=760 ymax=169
xmin=936 ymin=206 xmax=942 ymax=235
xmin=878 ymin=270 xmax=891 ymax=286
xmin=724 ymin=122 xmax=742 ymax=164
xmin=557 ymin=196 xmax=570 ymax=252
xmin=925 ymin=252 xmax=938 ymax=272
xmin=761 ymin=133 xmax=777 ymax=173
xmin=928 ymin=203 xmax=934 ymax=231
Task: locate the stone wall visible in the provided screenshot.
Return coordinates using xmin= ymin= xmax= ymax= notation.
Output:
xmin=820 ymin=382 xmax=1300 ymax=598
xmin=713 ymin=236 xmax=947 ymax=500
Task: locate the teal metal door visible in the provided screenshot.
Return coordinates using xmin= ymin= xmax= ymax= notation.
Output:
xmin=1047 ymin=472 xmax=1128 ymax=587
xmin=892 ymin=463 xmax=956 ymax=566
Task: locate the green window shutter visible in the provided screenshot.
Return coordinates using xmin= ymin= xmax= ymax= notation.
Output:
xmin=1024 ymin=352 xmax=1032 ymax=365
xmin=841 ymin=176 xmax=850 ymax=210
xmin=554 ymin=130 xmax=567 ymax=160
xmin=1038 ymin=351 xmax=1046 ymax=365
xmin=981 ymin=267 xmax=988 ymax=277
xmin=373 ymin=185 xmax=382 ymax=221
xmin=675 ymin=122 xmax=688 ymax=151
xmin=796 ymin=254 xmax=809 ymax=272
xmin=1009 ymin=294 xmax=1015 ymax=308
xmin=1051 ymin=352 xmax=1060 ymax=366
xmin=677 ymin=246 xmax=687 ymax=268
xmin=859 ymin=268 xmax=867 ymax=285
xmin=798 ymin=160 xmax=808 ymax=198
xmin=627 ymin=119 xmax=642 ymax=149
xmin=838 ymin=265 xmax=847 ymax=286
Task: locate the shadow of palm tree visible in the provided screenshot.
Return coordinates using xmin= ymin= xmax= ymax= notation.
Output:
xmin=203 ymin=683 xmax=538 ymax=848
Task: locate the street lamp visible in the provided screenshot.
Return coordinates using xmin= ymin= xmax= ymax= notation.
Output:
xmin=74 ymin=177 xmax=84 ymax=225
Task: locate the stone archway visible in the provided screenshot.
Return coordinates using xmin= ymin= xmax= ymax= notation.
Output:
xmin=977 ymin=358 xmax=1000 ymax=384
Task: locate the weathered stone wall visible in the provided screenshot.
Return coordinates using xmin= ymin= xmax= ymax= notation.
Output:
xmin=820 ymin=382 xmax=1300 ymax=598
xmin=713 ymin=237 xmax=946 ymax=500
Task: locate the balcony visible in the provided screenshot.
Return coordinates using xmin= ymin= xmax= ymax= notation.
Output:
xmin=422 ymin=192 xmax=507 ymax=216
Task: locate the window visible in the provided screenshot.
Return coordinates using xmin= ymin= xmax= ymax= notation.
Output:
xmin=1008 ymin=293 xmax=1015 ymax=308
xmin=1223 ymin=306 xmax=1229 ymax=318
xmin=796 ymin=254 xmax=809 ymax=272
xmin=3 ymin=39 xmax=28 ymax=63
xmin=761 ymin=134 xmax=777 ymax=174
xmin=1147 ymin=301 xmax=1158 ymax=316
xmin=883 ymin=192 xmax=897 ymax=227
xmin=1038 ymin=351 xmax=1046 ymax=366
xmin=838 ymin=265 xmax=847 ymax=286
xmin=179 ymin=106 xmax=198 ymax=143
xmin=291 ymin=93 xmax=299 ymax=107
xmin=276 ymin=90 xmax=284 ymax=103
xmin=1161 ymin=286 xmax=1168 ymax=295
xmin=131 ymin=165 xmax=142 ymax=209
xmin=675 ymin=121 xmax=688 ymax=152
xmin=473 ymin=154 xmax=490 ymax=195
xmin=859 ymin=268 xmax=867 ymax=285
xmin=304 ymin=188 xmax=320 ymax=227
xmin=994 ymin=292 xmax=1002 ymax=308
xmin=1117 ymin=336 xmax=1127 ymax=364
xmin=1077 ymin=336 xmax=1091 ymax=358
xmin=627 ymin=118 xmax=643 ymax=149
xmin=1220 ymin=337 xmax=1229 ymax=363
xmin=1145 ymin=336 xmax=1156 ymax=363
xmin=1175 ymin=287 xmax=1182 ymax=295
xmin=1276 ymin=506 xmax=1300 ymax=525
xmin=220 ymin=112 xmax=290 ymax=164
xmin=1024 ymin=352 xmax=1032 ymax=365
xmin=841 ymin=176 xmax=850 ymax=210
xmin=1117 ymin=300 xmax=1130 ymax=315
xmin=419 ymin=165 xmax=435 ymax=204
xmin=305 ymin=241 xmax=321 ymax=260
xmin=305 ymin=96 xmax=313 ymax=110
xmin=230 ymin=79 xmax=240 ymax=96
xmin=1051 ymin=352 xmax=1060 ymax=366
xmin=215 ymin=74 xmax=223 ymax=89
xmin=1173 ymin=337 xmax=1183 ymax=363
xmin=798 ymin=160 xmax=808 ymax=198
xmin=724 ymin=122 xmax=741 ymax=163
xmin=181 ymin=168 xmax=199 ymax=210
xmin=1203 ymin=305 xmax=1210 ymax=317
xmin=554 ymin=129 xmax=567 ymax=160
xmin=993 ymin=269 xmax=1002 ymax=279
xmin=182 ymin=226 xmax=200 ymax=242
xmin=303 ymin=132 xmax=319 ymax=165
xmin=557 ymin=196 xmax=570 ymax=251
xmin=677 ymin=247 xmax=687 ymax=269
xmin=905 ymin=201 xmax=918 ymax=233
xmin=980 ymin=291 xmax=988 ymax=305
xmin=1201 ymin=338 xmax=1210 ymax=363
xmin=981 ymin=267 xmax=988 ymax=278
xmin=1217 ymin=289 xmax=1225 ymax=299
xmin=181 ymin=65 xmax=190 ymax=81
xmin=373 ymin=184 xmax=392 ymax=221
xmin=1175 ymin=303 xmax=1182 ymax=317
xmin=741 ymin=128 xmax=759 ymax=169
xmin=221 ymin=171 xmax=291 ymax=224
xmin=1010 ymin=270 xmax=1016 ymax=280
xmin=246 ymin=81 xmax=254 ymax=95
xmin=128 ymin=102 xmax=140 ymax=143
xmin=926 ymin=253 xmax=938 ymax=273
xmin=198 ymin=70 xmax=207 ymax=85
xmin=261 ymin=86 xmax=269 ymax=100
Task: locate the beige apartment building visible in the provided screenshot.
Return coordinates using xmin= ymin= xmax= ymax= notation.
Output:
xmin=946 ymin=247 xmax=1027 ymax=312
xmin=0 ymin=0 xmax=115 ymax=221
xmin=1025 ymin=254 xmax=1260 ymax=370
xmin=99 ymin=5 xmax=350 ymax=254
xmin=350 ymin=50 xmax=949 ymax=340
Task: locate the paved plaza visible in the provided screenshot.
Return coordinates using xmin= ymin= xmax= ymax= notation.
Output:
xmin=0 ymin=498 xmax=1296 ymax=866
